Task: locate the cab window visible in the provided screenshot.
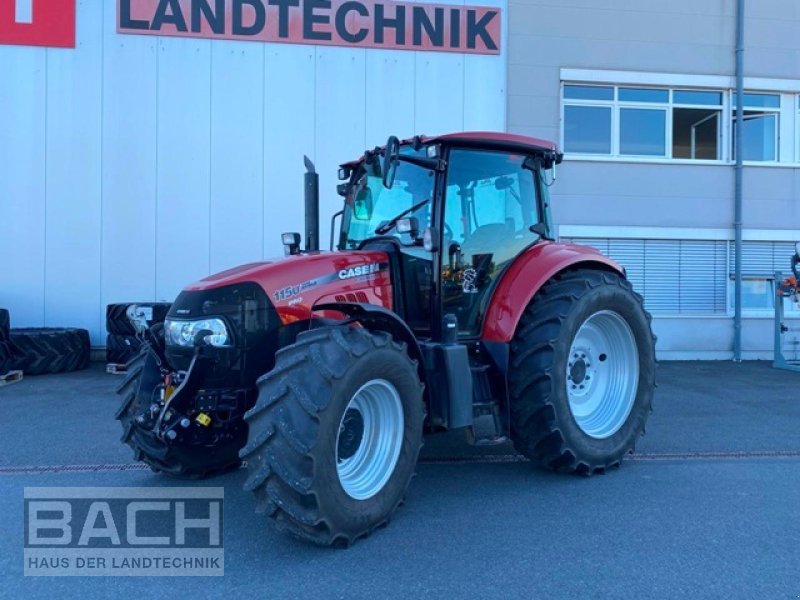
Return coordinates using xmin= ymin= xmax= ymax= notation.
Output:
xmin=442 ymin=149 xmax=540 ymax=336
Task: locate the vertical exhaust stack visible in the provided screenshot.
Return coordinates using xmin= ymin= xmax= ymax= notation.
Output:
xmin=304 ymin=156 xmax=320 ymax=252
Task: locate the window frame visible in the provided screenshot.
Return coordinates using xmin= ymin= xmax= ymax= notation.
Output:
xmin=559 ymin=70 xmax=800 ymax=166
xmin=732 ymin=92 xmax=782 ymax=163
xmin=561 ymin=83 xmax=726 ymax=162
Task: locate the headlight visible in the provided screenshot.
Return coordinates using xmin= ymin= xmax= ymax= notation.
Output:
xmin=164 ymin=318 xmax=230 ymax=348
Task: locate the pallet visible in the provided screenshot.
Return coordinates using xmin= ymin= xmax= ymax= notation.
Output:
xmin=106 ymin=363 xmax=127 ymax=375
xmin=0 ymin=370 xmax=23 ymax=386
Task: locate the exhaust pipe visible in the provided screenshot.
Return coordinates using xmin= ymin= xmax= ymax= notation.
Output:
xmin=304 ymin=156 xmax=320 ymax=252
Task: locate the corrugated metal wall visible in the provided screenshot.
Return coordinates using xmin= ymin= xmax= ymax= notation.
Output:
xmin=0 ymin=0 xmax=508 ymax=345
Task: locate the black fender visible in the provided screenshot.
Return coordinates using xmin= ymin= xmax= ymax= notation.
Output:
xmin=314 ymin=303 xmax=427 ymax=387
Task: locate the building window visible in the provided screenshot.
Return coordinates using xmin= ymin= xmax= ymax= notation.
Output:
xmin=562 ymin=84 xmax=724 ymax=161
xmin=563 ymin=105 xmax=612 ymax=154
xmin=732 ymin=93 xmax=780 ymax=162
xmin=672 ymin=90 xmax=723 ymax=160
xmin=620 ymin=108 xmax=666 ymax=156
xmin=728 ymin=240 xmax=796 ymax=312
xmin=562 ymin=86 xmax=613 ymax=154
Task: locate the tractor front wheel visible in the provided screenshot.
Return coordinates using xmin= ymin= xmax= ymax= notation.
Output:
xmin=240 ymin=326 xmax=424 ymax=546
xmin=509 ymin=269 xmax=656 ymax=474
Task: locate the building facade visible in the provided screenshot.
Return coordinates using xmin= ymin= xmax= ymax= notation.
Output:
xmin=507 ymin=0 xmax=800 ymax=358
xmin=2 ymin=0 xmax=799 ymax=359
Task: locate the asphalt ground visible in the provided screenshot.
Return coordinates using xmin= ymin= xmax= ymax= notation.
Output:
xmin=0 ymin=361 xmax=798 ymax=599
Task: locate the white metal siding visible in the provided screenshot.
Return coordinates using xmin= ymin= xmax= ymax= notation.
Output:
xmin=0 ymin=0 xmax=507 ymax=345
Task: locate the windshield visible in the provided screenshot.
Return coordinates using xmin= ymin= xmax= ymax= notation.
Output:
xmin=341 ymin=148 xmax=435 ymax=249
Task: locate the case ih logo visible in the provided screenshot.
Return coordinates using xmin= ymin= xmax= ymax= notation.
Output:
xmin=118 ymin=0 xmax=500 ymax=54
xmin=0 ymin=0 xmax=76 ymax=48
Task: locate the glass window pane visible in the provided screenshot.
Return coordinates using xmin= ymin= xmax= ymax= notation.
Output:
xmin=619 ymin=87 xmax=668 ymax=103
xmin=620 ymin=108 xmax=666 ymax=156
xmin=733 ymin=93 xmax=781 ymax=108
xmin=673 ymin=90 xmax=722 ymax=105
xmin=729 ymin=279 xmax=774 ymax=310
xmin=734 ymin=113 xmax=778 ymax=161
xmin=672 ymin=108 xmax=720 ymax=159
xmin=564 ymin=105 xmax=612 ymax=154
xmin=563 ymin=85 xmax=614 ymax=101
xmin=443 ymin=151 xmax=540 ymax=336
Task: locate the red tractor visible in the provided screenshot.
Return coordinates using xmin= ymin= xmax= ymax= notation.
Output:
xmin=116 ymin=132 xmax=656 ymax=546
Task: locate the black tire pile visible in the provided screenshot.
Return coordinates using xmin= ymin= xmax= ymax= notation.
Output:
xmin=1 ymin=307 xmax=91 ymax=376
xmin=11 ymin=328 xmax=91 ymax=375
xmin=106 ymin=303 xmax=171 ymax=364
xmin=0 ymin=308 xmax=15 ymax=376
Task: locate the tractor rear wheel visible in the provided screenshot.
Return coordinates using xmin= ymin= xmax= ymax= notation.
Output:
xmin=508 ymin=269 xmax=655 ymax=474
xmin=240 ymin=326 xmax=424 ymax=546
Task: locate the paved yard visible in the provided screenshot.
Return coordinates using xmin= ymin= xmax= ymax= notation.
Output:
xmin=1 ymin=361 xmax=798 ymax=599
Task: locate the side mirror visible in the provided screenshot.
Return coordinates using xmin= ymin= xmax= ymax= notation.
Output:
xmin=795 ymin=242 xmax=800 ymax=259
xmin=494 ymin=176 xmax=514 ymax=191
xmin=282 ymin=232 xmax=301 ymax=256
xmin=396 ymin=217 xmax=419 ymax=238
xmin=382 ymin=136 xmax=400 ymax=189
xmin=330 ymin=210 xmax=344 ymax=251
xmin=529 ymin=222 xmax=549 ymax=239
xmin=353 ymin=188 xmax=373 ymax=221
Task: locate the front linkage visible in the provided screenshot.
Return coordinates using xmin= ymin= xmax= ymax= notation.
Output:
xmin=115 ymin=326 xmax=251 ymax=478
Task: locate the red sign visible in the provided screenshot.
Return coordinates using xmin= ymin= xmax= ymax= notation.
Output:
xmin=0 ymin=0 xmax=76 ymax=48
xmin=118 ymin=0 xmax=500 ymax=55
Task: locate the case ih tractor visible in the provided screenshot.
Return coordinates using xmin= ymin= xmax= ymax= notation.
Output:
xmin=116 ymin=132 xmax=655 ymax=546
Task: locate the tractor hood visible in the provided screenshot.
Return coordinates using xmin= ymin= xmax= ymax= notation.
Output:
xmin=183 ymin=250 xmax=393 ymax=325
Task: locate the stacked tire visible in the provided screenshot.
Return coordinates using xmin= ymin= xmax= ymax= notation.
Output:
xmin=10 ymin=328 xmax=91 ymax=375
xmin=0 ymin=308 xmax=15 ymax=376
xmin=106 ymin=334 xmax=143 ymax=364
xmin=106 ymin=302 xmax=171 ymax=364
xmin=1 ymin=307 xmax=92 ymax=376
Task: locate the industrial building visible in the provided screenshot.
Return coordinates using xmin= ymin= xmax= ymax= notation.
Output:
xmin=1 ymin=0 xmax=798 ymax=358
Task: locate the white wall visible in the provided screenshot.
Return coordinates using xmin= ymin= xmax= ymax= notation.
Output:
xmin=0 ymin=0 xmax=507 ymax=345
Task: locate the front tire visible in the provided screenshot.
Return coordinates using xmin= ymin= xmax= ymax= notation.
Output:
xmin=508 ymin=269 xmax=656 ymax=474
xmin=240 ymin=326 xmax=424 ymax=546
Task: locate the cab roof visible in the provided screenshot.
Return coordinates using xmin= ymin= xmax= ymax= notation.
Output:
xmin=341 ymin=131 xmax=561 ymax=169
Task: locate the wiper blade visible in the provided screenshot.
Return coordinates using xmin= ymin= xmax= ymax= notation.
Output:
xmin=374 ymin=199 xmax=430 ymax=235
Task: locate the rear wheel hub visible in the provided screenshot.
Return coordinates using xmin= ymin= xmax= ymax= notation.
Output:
xmin=566 ymin=310 xmax=639 ymax=440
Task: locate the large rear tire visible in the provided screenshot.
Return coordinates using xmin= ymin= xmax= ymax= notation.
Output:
xmin=240 ymin=326 xmax=424 ymax=546
xmin=508 ymin=269 xmax=655 ymax=474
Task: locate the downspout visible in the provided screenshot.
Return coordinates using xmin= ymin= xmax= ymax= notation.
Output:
xmin=733 ymin=0 xmax=745 ymax=361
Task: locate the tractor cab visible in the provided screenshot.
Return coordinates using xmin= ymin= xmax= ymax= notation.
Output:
xmin=336 ymin=133 xmax=560 ymax=340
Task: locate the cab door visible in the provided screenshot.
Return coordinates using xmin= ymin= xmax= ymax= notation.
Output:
xmin=440 ymin=149 xmax=542 ymax=337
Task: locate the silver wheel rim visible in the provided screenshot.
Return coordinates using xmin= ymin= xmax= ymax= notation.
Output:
xmin=566 ymin=310 xmax=639 ymax=439
xmin=336 ymin=379 xmax=404 ymax=500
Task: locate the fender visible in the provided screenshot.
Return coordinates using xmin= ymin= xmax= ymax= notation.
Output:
xmin=481 ymin=241 xmax=624 ymax=342
xmin=314 ymin=302 xmax=425 ymax=383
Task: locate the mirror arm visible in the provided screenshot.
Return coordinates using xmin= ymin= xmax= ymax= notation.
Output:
xmin=396 ymin=154 xmax=445 ymax=171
